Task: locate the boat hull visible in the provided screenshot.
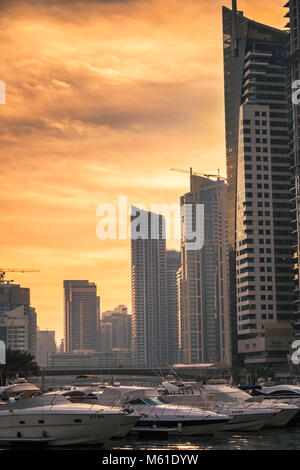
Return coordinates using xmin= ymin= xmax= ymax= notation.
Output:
xmin=112 ymin=414 xmax=141 ymax=438
xmin=265 ymin=409 xmax=299 ymax=428
xmin=222 ymin=413 xmax=274 ymax=432
xmin=0 ymin=409 xmax=124 ymax=446
xmin=131 ymin=418 xmax=229 ymax=436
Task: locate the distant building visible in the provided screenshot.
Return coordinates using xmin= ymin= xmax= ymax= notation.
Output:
xmin=101 ymin=305 xmax=132 ymax=351
xmin=176 ymin=266 xmax=183 ymax=362
xmin=166 ymin=250 xmax=181 ymax=364
xmin=131 ymin=207 xmax=168 ymax=366
xmin=58 ymin=339 xmax=64 ymax=354
xmin=180 ymin=174 xmax=231 ymax=365
xmin=0 ymin=306 xmax=29 ymax=352
xmin=64 ymin=280 xmax=99 ymax=353
xmin=48 ymin=350 xmax=132 ymax=370
xmin=99 ymin=322 xmax=113 ymax=352
xmin=36 ymin=330 xmax=56 ymax=368
xmin=0 ymin=283 xmax=37 ymax=357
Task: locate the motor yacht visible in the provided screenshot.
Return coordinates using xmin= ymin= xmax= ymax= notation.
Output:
xmin=248 ymin=385 xmax=300 ymax=423
xmin=249 ymin=384 xmax=300 ymax=403
xmin=47 ymin=388 xmax=140 ymax=439
xmin=94 ymin=386 xmax=230 ymax=436
xmin=159 ymin=381 xmax=297 ymax=430
xmin=0 ymin=392 xmax=135 ymax=446
xmin=0 ymin=382 xmax=41 ymax=400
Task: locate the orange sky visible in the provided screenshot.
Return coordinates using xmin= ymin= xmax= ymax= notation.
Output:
xmin=0 ymin=0 xmax=287 ymax=343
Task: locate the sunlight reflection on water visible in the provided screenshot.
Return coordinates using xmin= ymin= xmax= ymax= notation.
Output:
xmin=101 ymin=427 xmax=300 ymax=451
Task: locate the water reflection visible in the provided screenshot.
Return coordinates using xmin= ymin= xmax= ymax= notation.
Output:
xmin=102 ymin=427 xmax=300 ymax=451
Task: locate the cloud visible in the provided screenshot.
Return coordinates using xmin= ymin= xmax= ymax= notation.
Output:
xmin=0 ymin=0 xmax=286 ymax=338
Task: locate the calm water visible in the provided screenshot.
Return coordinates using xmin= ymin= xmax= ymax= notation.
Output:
xmin=1 ymin=429 xmax=300 ymax=451
xmin=101 ymin=426 xmax=300 ymax=450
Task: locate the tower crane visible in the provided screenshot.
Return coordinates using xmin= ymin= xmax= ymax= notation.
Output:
xmin=170 ymin=168 xmax=228 ymax=181
xmin=0 ymin=269 xmax=40 ymax=285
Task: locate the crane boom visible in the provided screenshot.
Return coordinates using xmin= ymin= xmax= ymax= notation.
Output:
xmin=170 ymin=168 xmax=227 ymax=181
xmin=0 ymin=269 xmax=40 ymax=284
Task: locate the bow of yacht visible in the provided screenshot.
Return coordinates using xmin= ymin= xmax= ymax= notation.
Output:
xmin=0 ymin=389 xmax=138 ymax=446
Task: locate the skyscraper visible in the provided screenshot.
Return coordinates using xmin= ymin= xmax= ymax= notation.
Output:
xmin=0 ymin=306 xmax=29 ymax=353
xmin=180 ymin=175 xmax=231 ymax=365
xmin=64 ymin=280 xmax=99 ymax=353
xmin=285 ymin=1 xmax=300 ymax=336
xmin=101 ymin=305 xmax=132 ymax=350
xmin=166 ymin=250 xmax=181 ymax=364
xmin=0 ymin=283 xmax=37 ymax=357
xmin=131 ymin=207 xmax=168 ymax=366
xmin=176 ymin=266 xmax=183 ymax=362
xmin=223 ymin=4 xmax=295 ymax=368
xmin=36 ymin=330 xmax=56 ymax=367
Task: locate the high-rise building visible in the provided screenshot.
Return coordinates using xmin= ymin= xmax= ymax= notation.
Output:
xmin=0 ymin=283 xmax=37 ymax=357
xmin=166 ymin=250 xmax=181 ymax=364
xmin=176 ymin=266 xmax=183 ymax=362
xmin=223 ymin=4 xmax=295 ymax=368
xmin=131 ymin=207 xmax=168 ymax=366
xmin=99 ymin=322 xmax=113 ymax=352
xmin=58 ymin=339 xmax=64 ymax=354
xmin=285 ymin=1 xmax=300 ymax=337
xmin=64 ymin=280 xmax=99 ymax=353
xmin=36 ymin=330 xmax=56 ymax=368
xmin=0 ymin=306 xmax=29 ymax=353
xmin=180 ymin=175 xmax=231 ymax=365
xmin=101 ymin=305 xmax=132 ymax=351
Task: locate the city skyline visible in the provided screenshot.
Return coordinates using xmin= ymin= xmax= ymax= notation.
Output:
xmin=0 ymin=0 xmax=287 ymax=340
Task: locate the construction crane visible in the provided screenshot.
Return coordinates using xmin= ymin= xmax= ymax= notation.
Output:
xmin=0 ymin=269 xmax=40 ymax=285
xmin=170 ymin=167 xmax=228 ymax=181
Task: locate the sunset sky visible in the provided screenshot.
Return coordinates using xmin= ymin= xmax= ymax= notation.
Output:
xmin=0 ymin=0 xmax=287 ymax=342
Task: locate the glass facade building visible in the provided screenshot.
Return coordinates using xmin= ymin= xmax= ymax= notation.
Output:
xmin=180 ymin=175 xmax=231 ymax=365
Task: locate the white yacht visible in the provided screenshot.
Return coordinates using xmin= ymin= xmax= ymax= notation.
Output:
xmin=249 ymin=385 xmax=300 ymax=422
xmin=46 ymin=388 xmax=140 ymax=439
xmin=0 ymin=392 xmax=136 ymax=446
xmin=95 ymin=386 xmax=230 ymax=436
xmin=159 ymin=381 xmax=297 ymax=430
xmin=0 ymin=382 xmax=40 ymax=400
xmin=250 ymin=384 xmax=300 ymax=402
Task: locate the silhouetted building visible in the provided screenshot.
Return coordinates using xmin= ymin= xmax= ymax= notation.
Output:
xmin=64 ymin=280 xmax=99 ymax=353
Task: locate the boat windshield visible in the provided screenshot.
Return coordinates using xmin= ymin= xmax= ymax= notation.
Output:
xmin=143 ymin=397 xmax=164 ymax=406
